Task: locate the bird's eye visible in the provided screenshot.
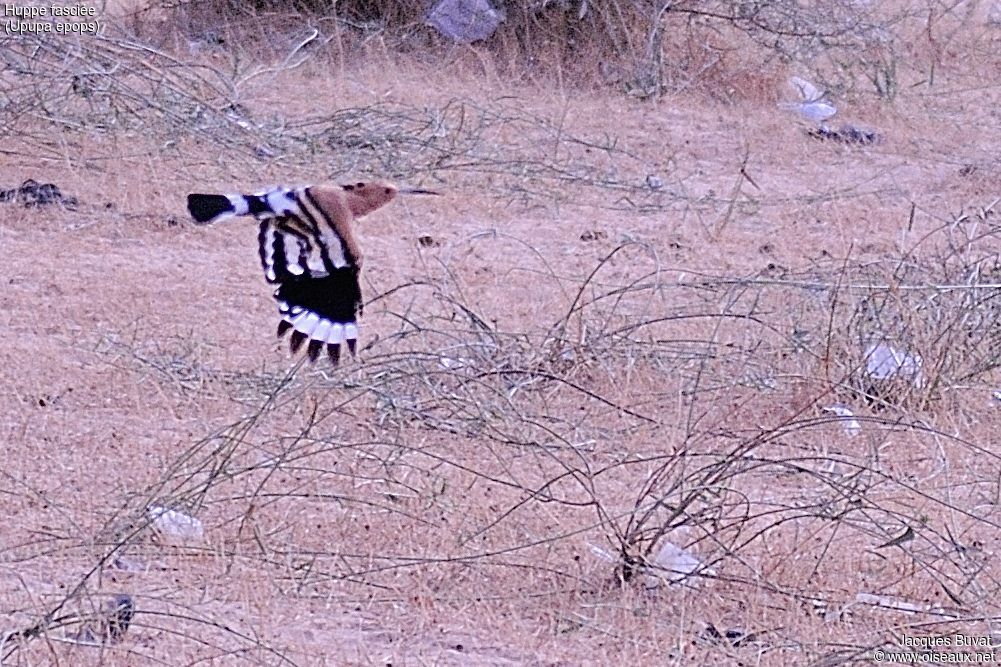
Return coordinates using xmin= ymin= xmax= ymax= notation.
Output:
xmin=356 ymin=182 xmax=365 ymax=189
xmin=384 ymin=188 xmax=392 ymax=195
xmin=343 ymin=184 xmax=354 ymax=191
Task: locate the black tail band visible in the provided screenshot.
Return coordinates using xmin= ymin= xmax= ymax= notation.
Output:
xmin=187 ymin=194 xmax=234 ymax=224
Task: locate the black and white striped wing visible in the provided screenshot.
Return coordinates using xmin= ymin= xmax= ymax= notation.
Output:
xmin=257 ymin=215 xmax=361 ymax=365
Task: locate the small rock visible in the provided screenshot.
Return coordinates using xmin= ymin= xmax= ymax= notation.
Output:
xmin=809 ymin=124 xmax=880 ymax=145
xmin=701 ymin=623 xmax=755 ymax=647
xmin=426 ymin=0 xmax=504 ymax=43
xmin=579 ymin=230 xmax=607 ymax=242
xmin=106 ymin=594 xmax=135 ymax=642
xmin=65 ymin=594 xmax=135 ymax=646
xmin=0 ymin=179 xmax=79 ymax=209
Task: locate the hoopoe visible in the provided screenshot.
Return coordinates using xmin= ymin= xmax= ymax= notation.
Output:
xmin=186 ymin=181 xmax=438 ymax=365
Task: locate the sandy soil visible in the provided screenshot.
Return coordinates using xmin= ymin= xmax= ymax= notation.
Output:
xmin=1 ymin=6 xmax=1000 ymax=665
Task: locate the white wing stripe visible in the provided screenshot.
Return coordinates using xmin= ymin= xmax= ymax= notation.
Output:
xmin=294 ymin=312 xmax=321 ymax=336
xmin=284 ymin=229 xmax=305 ymax=275
xmin=312 ymin=319 xmax=332 ymax=343
xmin=265 ymin=189 xmax=300 ymax=217
xmin=261 ymin=224 xmax=277 ymax=282
xmin=228 ymin=194 xmax=249 ymax=215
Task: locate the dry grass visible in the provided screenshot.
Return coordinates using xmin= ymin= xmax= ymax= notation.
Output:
xmin=1 ymin=2 xmax=1000 ymax=665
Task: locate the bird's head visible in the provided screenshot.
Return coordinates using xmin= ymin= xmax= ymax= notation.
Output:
xmin=341 ymin=181 xmax=441 ymax=218
xmin=341 ymin=181 xmax=398 ymax=218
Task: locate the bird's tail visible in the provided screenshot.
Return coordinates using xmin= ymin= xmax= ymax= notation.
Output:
xmin=187 ymin=193 xmax=250 ymax=224
xmin=188 ymin=188 xmax=296 ymax=225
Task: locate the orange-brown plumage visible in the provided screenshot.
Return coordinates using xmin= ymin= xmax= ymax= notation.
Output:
xmin=305 ymin=181 xmax=400 ymax=268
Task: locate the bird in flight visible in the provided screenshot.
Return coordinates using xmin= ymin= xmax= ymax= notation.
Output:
xmin=186 ymin=180 xmax=439 ymax=365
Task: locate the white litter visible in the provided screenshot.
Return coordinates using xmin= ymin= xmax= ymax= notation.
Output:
xmin=426 ymin=0 xmax=504 ymax=43
xmin=439 ymin=356 xmax=469 ymax=370
xmin=863 ymin=341 xmax=925 ymax=388
xmin=111 ymin=555 xmax=147 ymax=573
xmin=645 ymin=540 xmax=708 ymax=587
xmin=148 ymin=505 xmax=204 ymax=543
xmin=822 ymin=405 xmax=862 ymax=436
xmin=789 ymin=76 xmax=824 ymax=102
xmin=780 ymin=100 xmax=837 ymax=123
xmin=779 ymin=76 xmax=837 ymax=124
xmin=991 ymin=389 xmax=1001 ymax=403
xmin=854 ymin=592 xmax=927 ymax=613
xmin=587 ymin=542 xmax=617 ymax=563
xmin=848 ymin=592 xmax=959 ymax=620
xmin=587 ymin=538 xmax=710 ymax=588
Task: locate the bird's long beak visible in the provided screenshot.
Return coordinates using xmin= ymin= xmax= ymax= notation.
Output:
xmin=398 ymin=188 xmax=442 ymax=196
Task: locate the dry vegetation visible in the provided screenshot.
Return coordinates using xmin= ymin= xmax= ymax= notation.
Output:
xmin=1 ymin=1 xmax=1000 ymax=665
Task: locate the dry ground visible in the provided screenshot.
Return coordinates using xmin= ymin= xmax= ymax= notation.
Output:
xmin=1 ymin=5 xmax=1001 ymax=666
